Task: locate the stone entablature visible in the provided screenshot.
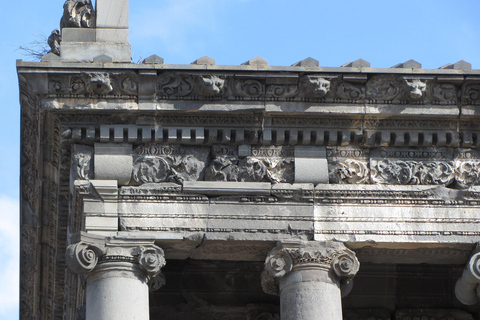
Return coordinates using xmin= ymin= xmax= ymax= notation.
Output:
xmin=18 ymin=57 xmax=480 ymax=319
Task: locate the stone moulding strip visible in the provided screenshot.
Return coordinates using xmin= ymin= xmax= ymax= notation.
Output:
xmin=62 ymin=120 xmax=480 ymax=150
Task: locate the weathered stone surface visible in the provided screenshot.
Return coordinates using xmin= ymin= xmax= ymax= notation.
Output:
xmin=95 ymin=0 xmax=129 ymax=29
xmin=62 ymin=27 xmax=96 ymax=42
xmin=292 ymin=57 xmax=319 ymax=67
xmin=61 ymin=0 xmax=96 ymax=29
xmin=142 ymin=54 xmax=164 ymax=64
xmin=341 ymin=59 xmax=370 ymax=68
xmin=191 ymin=56 xmax=216 ymax=65
xmin=294 ymin=146 xmax=328 ymax=184
xmin=242 ymin=56 xmax=268 ymax=66
xmin=392 ymin=59 xmax=422 ymax=69
xmin=94 ymin=143 xmax=132 ymax=185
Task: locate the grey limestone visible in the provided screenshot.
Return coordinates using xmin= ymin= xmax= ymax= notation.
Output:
xmin=96 ymin=28 xmax=129 ymax=43
xmin=292 ymin=57 xmax=319 ymax=67
xmin=41 ymin=52 xmax=61 ymax=62
xmin=191 ymin=56 xmax=216 ymax=65
xmin=392 ymin=59 xmax=422 ymax=69
xmin=93 ymin=54 xmax=113 ymax=63
xmin=62 ymin=28 xmax=96 ymax=42
xmin=183 ymin=181 xmax=271 ymax=196
xmin=341 ymin=59 xmax=371 ymax=68
xmin=441 ymin=60 xmax=472 ymax=70
xmin=142 ymin=54 xmax=164 ymax=64
xmin=60 ymin=42 xmax=131 ymax=62
xmin=294 ymin=146 xmax=328 ymax=184
xmin=95 ymin=0 xmax=129 ymax=29
xmin=242 ymin=56 xmax=268 ymax=66
xmin=94 ymin=143 xmax=132 ymax=185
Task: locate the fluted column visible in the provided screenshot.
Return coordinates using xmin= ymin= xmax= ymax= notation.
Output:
xmin=262 ymin=241 xmax=359 ymax=320
xmin=66 ymin=235 xmax=166 ymax=320
xmin=455 ymin=251 xmax=480 ymax=305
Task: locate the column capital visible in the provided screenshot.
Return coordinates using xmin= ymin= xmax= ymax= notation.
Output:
xmin=66 ymin=232 xmax=166 ymax=289
xmin=262 ymin=241 xmax=359 ymax=295
xmin=455 ymin=251 xmax=480 ymax=305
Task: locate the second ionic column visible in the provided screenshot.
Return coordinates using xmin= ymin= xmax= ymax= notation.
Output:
xmin=262 ymin=241 xmax=359 ymax=320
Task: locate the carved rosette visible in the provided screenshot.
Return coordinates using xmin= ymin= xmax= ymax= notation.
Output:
xmin=262 ymin=242 xmax=359 ymax=296
xmin=134 ymin=246 xmax=166 ymax=278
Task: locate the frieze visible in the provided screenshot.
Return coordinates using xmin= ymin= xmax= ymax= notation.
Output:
xmin=41 ymin=71 xmax=480 ymax=106
xmin=206 ymin=145 xmax=294 ymax=183
xmin=370 ymin=160 xmax=455 ymax=185
xmin=132 ymin=144 xmax=209 ymax=184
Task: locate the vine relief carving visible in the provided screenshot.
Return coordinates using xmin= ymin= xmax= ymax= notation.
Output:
xmin=205 ymin=146 xmax=294 ymax=183
xmin=45 ymin=71 xmax=479 ymax=104
xmin=132 ymin=145 xmax=209 ymax=184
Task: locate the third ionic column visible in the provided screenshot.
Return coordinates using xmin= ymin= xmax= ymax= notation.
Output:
xmin=262 ymin=241 xmax=359 ymax=320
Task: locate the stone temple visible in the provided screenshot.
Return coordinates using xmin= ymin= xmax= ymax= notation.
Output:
xmin=18 ymin=1 xmax=480 ymax=319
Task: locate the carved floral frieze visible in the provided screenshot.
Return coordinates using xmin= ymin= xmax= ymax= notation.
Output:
xmin=44 ymin=71 xmax=480 ymax=105
xmin=205 ymin=146 xmax=294 ymax=183
xmin=69 ymin=143 xmax=480 ymax=188
xmin=132 ymin=144 xmax=209 ymax=184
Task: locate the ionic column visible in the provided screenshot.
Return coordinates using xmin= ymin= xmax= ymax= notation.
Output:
xmin=455 ymin=251 xmax=480 ymax=305
xmin=262 ymin=241 xmax=359 ymax=320
xmin=66 ymin=236 xmax=166 ymax=320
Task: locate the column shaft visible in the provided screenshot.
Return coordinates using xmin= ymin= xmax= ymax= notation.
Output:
xmin=279 ymin=268 xmax=342 ymax=320
xmin=86 ymin=262 xmax=150 ymax=320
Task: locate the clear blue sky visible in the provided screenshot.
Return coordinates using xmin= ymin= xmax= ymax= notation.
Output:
xmin=0 ymin=0 xmax=479 ymax=318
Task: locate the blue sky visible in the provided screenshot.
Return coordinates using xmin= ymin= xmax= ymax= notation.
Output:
xmin=1 ymin=0 xmax=479 ymax=318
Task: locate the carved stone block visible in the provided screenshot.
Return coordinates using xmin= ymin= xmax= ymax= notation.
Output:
xmin=94 ymin=143 xmax=132 ymax=185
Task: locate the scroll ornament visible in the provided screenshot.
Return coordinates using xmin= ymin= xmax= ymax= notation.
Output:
xmin=371 ymin=160 xmax=455 ymax=185
xmin=65 ymin=242 xmax=103 ymax=275
xmin=262 ymin=244 xmax=359 ymax=296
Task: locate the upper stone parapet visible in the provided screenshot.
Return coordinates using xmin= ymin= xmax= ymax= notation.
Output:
xmin=44 ymin=0 xmax=131 ymax=63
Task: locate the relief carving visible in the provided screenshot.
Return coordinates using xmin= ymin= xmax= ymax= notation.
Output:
xmin=197 ymin=75 xmax=225 ymax=97
xmin=232 ymin=79 xmax=265 ymax=99
xmin=47 ymin=29 xmax=62 ymax=56
xmin=330 ymin=159 xmax=370 ymax=184
xmin=371 ymin=160 xmax=455 ymax=185
xmin=157 ymin=73 xmax=195 ymax=97
xmin=206 ymin=146 xmax=294 ymax=183
xmin=87 ymin=73 xmax=113 ymax=95
xmin=72 ymin=145 xmax=93 ymax=180
xmin=404 ymin=78 xmax=427 ymax=100
xmin=463 ymin=83 xmax=480 ymax=104
xmin=300 ymin=76 xmax=331 ymax=98
xmin=335 ymin=81 xmax=365 ymax=100
xmin=60 ymin=0 xmax=96 ymax=29
xmin=366 ymin=75 xmax=402 ymax=101
xmin=132 ymin=144 xmax=209 ymax=184
xmin=431 ymin=83 xmax=458 ymax=102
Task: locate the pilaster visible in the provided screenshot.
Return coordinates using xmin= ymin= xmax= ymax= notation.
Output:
xmin=262 ymin=241 xmax=359 ymax=320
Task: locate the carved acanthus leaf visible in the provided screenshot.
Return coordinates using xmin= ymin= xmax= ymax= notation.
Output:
xmin=455 ymin=161 xmax=480 ymax=188
xmin=371 ymin=160 xmax=455 ymax=185
xmin=329 ymin=159 xmax=370 ymax=184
